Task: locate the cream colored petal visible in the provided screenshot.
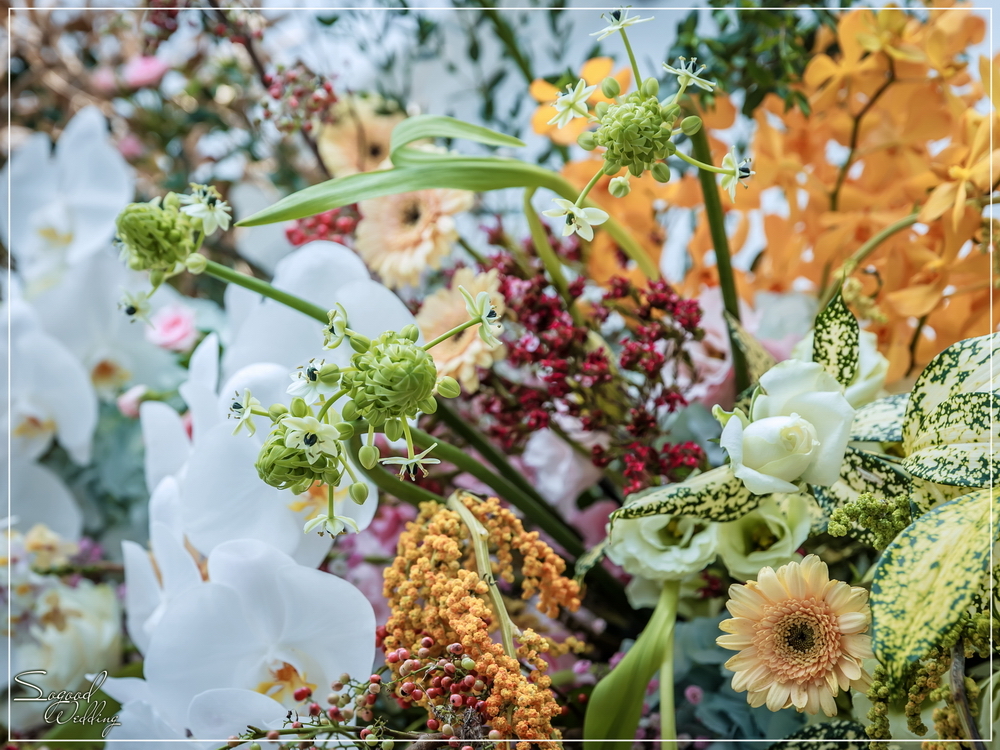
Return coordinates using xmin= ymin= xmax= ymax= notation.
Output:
xmin=790 ymin=682 xmax=809 ymax=709
xmin=756 ymin=567 xmax=788 ymax=602
xmin=766 ymin=681 xmax=792 ymax=711
xmin=723 ymin=647 xmax=759 ymax=669
xmin=718 ymin=633 xmax=754 ymax=650
xmin=838 ymin=611 xmax=869 ymax=635
xmin=819 ymin=687 xmax=838 ymax=717
xmin=837 ymin=655 xmax=863 ymax=681
xmin=841 ymin=633 xmax=874 ymax=660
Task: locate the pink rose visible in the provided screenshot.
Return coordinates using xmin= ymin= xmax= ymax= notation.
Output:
xmin=146 ymin=304 xmax=198 ymax=352
xmin=122 ymin=56 xmax=170 ymax=89
xmin=116 ymin=384 xmax=148 ymax=418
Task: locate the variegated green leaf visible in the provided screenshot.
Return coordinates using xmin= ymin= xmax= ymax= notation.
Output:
xmin=811 ymin=447 xmax=910 ymax=546
xmin=908 ymin=477 xmax=968 ymax=516
xmin=812 ymin=291 xmax=860 ymax=388
xmin=724 ymin=311 xmax=777 ymax=384
xmin=850 ymin=393 xmax=908 ymax=443
xmin=610 ymin=465 xmax=760 ymax=525
xmin=902 ymin=331 xmax=1000 ymax=454
xmin=573 ymin=538 xmax=610 ymax=586
xmin=870 ymin=487 xmax=999 ymax=686
xmin=902 ymin=392 xmax=1000 ymax=488
xmin=767 ymin=720 xmax=869 ymax=749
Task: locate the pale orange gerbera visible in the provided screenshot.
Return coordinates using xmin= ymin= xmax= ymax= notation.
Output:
xmin=354 ymin=188 xmax=474 ymax=289
xmin=416 ymin=268 xmax=506 ymax=393
xmin=317 ymin=94 xmax=406 ymax=177
xmin=717 ymin=555 xmax=874 ymax=717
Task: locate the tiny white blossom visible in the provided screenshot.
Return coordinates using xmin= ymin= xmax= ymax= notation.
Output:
xmin=662 ymin=57 xmax=716 ymax=93
xmin=180 ymin=184 xmax=232 ymax=235
xmin=323 ymin=303 xmax=349 ymax=350
xmin=118 ymin=289 xmax=152 ymax=324
xmin=720 ymin=147 xmax=755 ymax=201
xmin=548 ymin=79 xmax=598 ymax=129
xmin=381 ymin=444 xmax=441 ymax=480
xmin=228 ymin=388 xmax=261 ymax=437
xmin=303 ymin=512 xmax=360 ymax=537
xmin=590 ymin=8 xmax=653 ymax=41
xmin=542 ymin=198 xmax=610 ymax=242
xmin=282 ymin=415 xmax=342 ymax=463
xmin=287 ymin=359 xmax=338 ymax=402
xmin=458 ymin=285 xmax=503 ymax=349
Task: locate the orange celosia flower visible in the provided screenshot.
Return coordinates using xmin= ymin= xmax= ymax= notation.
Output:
xmin=530 ymin=58 xmax=631 ymax=145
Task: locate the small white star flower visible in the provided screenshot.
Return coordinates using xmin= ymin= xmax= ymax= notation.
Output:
xmin=282 ymin=415 xmax=342 ymax=463
xmin=323 ymin=304 xmax=349 ymax=350
xmin=662 ymin=57 xmax=716 ymax=93
xmin=303 ymin=512 xmax=360 ymax=537
xmin=458 ymin=285 xmax=503 ymax=349
xmin=118 ymin=289 xmax=152 ymax=324
xmin=590 ymin=8 xmax=653 ymax=41
xmin=381 ymin=444 xmax=441 ymax=480
xmin=720 ymin=147 xmax=755 ymax=201
xmin=179 ymin=183 xmax=232 ymax=235
xmin=542 ymin=198 xmax=610 ymax=242
xmin=547 ymin=79 xmax=598 ymax=129
xmin=228 ymin=388 xmax=261 ymax=437
xmin=287 ymin=360 xmax=337 ymax=402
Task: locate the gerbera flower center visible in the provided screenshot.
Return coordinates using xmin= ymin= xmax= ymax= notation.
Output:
xmin=778 ymin=617 xmax=817 ymax=653
xmin=403 ymin=201 xmax=423 ymax=226
xmin=755 ymin=599 xmax=840 ymax=682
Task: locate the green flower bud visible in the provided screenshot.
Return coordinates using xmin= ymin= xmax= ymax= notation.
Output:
xmin=640 ymin=77 xmax=659 ymax=98
xmin=661 ymin=104 xmax=681 ymax=120
xmin=350 ymin=482 xmax=369 ymax=505
xmin=290 ymin=398 xmax=309 ymax=418
xmin=681 ymin=116 xmax=703 ymax=136
xmin=384 ymin=418 xmax=403 ymax=442
xmin=664 ymin=141 xmax=677 ymax=156
xmin=418 ymin=397 xmax=437 ymax=414
xmin=593 ymin=91 xmax=678 ymax=180
xmin=319 ymin=363 xmax=341 ymax=386
xmin=184 ymin=253 xmax=208 ymax=274
xmin=609 ymin=175 xmax=631 ymax=198
xmin=116 ymin=195 xmax=199 ymax=274
xmin=336 ymin=422 xmax=354 ymax=440
xmin=400 ymin=324 xmax=420 ymax=343
xmin=594 ymin=101 xmax=610 ymax=119
xmin=349 ymin=334 xmax=372 ymax=353
xmin=651 ymin=162 xmax=671 ymax=183
xmin=359 ymin=444 xmax=380 ymax=470
xmin=577 ymin=131 xmax=597 ymax=151
xmin=255 ymin=419 xmax=345 ymax=494
xmin=435 ymin=376 xmax=461 ymax=399
xmin=628 ymin=162 xmax=643 ymax=177
xmin=269 ymin=403 xmax=289 ymax=420
xmin=601 ymin=77 xmax=621 ymax=98
xmin=341 ymin=400 xmax=358 ymax=421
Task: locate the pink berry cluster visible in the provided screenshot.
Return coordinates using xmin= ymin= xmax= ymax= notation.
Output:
xmin=261 ymin=65 xmax=337 ymax=135
xmin=143 ymin=0 xmax=183 ymax=53
xmin=285 ymin=206 xmax=359 ymax=247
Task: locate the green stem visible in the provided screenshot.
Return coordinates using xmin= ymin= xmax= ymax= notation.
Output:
xmin=524 ymin=187 xmax=584 ymax=326
xmin=347 ymin=434 xmax=444 ymax=507
xmin=619 ymin=28 xmax=643 ymax=87
xmin=423 ymin=318 xmax=478 ymax=350
xmin=202 ymin=259 xmax=328 ymax=323
xmin=316 ymin=389 xmax=347 ymax=421
xmin=688 ymin=127 xmax=750 ymax=393
xmin=659 ymin=580 xmax=680 ymax=750
xmin=674 ymin=149 xmax=730 ymax=174
xmin=575 ymin=167 xmax=605 ymax=207
xmin=457 ymin=235 xmax=487 ymax=266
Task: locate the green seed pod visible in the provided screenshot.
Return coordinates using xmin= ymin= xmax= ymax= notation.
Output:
xmin=601 ymin=77 xmax=621 ymax=98
xmin=651 ymin=162 xmax=672 ymax=183
xmin=381 ymin=741 xmax=395 ymax=750
xmin=290 ymin=398 xmax=309 ymax=418
xmin=603 ymin=160 xmax=622 ymax=176
xmin=577 ymin=131 xmax=597 ymax=151
xmin=336 ymin=422 xmax=354 ymax=440
xmin=341 ymin=400 xmax=358 ymax=421
xmin=461 ymin=656 xmax=476 ymax=670
xmin=359 ymin=444 xmax=380 ymax=470
xmin=609 ymin=176 xmax=631 ymax=198
xmin=400 ymin=324 xmax=420 ymax=342
xmin=319 ymin=363 xmax=341 ymax=386
xmin=350 ymin=482 xmax=369 ymax=505
xmin=594 ymin=101 xmax=610 ymax=119
xmin=269 ymin=403 xmax=289 ymax=420
xmin=661 ymin=104 xmax=681 ymax=121
xmin=384 ymin=418 xmax=403 ymax=442
xmin=664 ymin=141 xmax=677 ymax=156
xmin=418 ymin=397 xmax=438 ymax=414
xmin=628 ymin=162 xmax=644 ymax=177
xmin=366 ymin=737 xmax=378 ymax=747
xmin=184 ymin=253 xmax=208 ymax=274
xmin=435 ymin=376 xmax=461 ymax=399
xmin=640 ymin=77 xmax=659 ymax=98
xmin=349 ymin=334 xmax=371 ymax=353
xmin=681 ymin=115 xmax=703 ymax=136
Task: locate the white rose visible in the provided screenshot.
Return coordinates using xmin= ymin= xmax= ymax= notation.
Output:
xmin=717 ymin=494 xmax=813 ymax=581
xmin=606 ymin=514 xmax=718 ymax=583
xmin=719 ymin=360 xmax=855 ymax=494
xmin=792 ymin=329 xmax=889 ymax=408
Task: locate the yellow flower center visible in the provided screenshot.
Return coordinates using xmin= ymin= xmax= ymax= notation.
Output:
xmin=256 ymin=662 xmax=316 ymax=704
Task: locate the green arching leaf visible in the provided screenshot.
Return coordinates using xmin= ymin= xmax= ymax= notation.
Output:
xmin=389 ymin=115 xmax=525 ymax=162
xmin=767 ymin=720 xmax=869 ymax=749
xmin=812 ymin=291 xmax=860 ymax=388
xmin=610 ymin=465 xmax=761 ymax=525
xmin=584 ymin=581 xmax=678 ymax=750
xmin=723 ymin=311 xmax=777 ymax=384
xmin=870 ymin=487 xmax=999 ymax=686
xmin=902 ymin=331 xmax=1000 ymax=454
xmin=902 ymin=392 xmax=1000 ymax=488
xmin=810 ymin=446 xmax=910 ymax=546
xmin=850 ymin=393 xmax=909 ymax=443
xmin=573 ymin=538 xmax=610 ymax=586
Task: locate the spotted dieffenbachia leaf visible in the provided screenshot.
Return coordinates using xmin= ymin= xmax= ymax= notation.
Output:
xmin=902 ymin=331 xmax=1000 ymax=455
xmin=609 ymin=465 xmax=761 ymax=526
xmin=850 ymin=393 xmax=908 ymax=443
xmin=812 ymin=291 xmax=860 ymax=388
xmin=573 ymin=538 xmax=610 ymax=586
xmin=870 ymin=487 xmax=999 ymax=686
xmin=902 ymin=392 xmax=1000 ymax=488
xmin=724 ymin=311 xmax=777 ymax=383
xmin=811 ymin=446 xmax=909 ymax=546
xmin=908 ymin=477 xmax=968 ymax=516
xmin=767 ymin=720 xmax=869 ymax=749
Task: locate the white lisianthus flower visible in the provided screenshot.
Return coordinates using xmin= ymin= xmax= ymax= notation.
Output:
xmin=717 ymin=494 xmax=813 ymax=581
xmin=542 ymin=199 xmax=609 ymax=241
xmin=547 ymin=79 xmax=597 ymax=128
xmin=718 ymin=360 xmax=855 ymax=495
xmin=792 ymin=330 xmax=889 ymax=408
xmin=606 ymin=513 xmax=719 ymax=582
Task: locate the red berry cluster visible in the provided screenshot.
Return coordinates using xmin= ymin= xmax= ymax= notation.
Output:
xmin=285 ymin=206 xmax=359 ymax=247
xmin=143 ymin=0 xmax=183 ymax=53
xmin=206 ymin=8 xmax=264 ymax=46
xmin=261 ymin=65 xmax=337 ymax=135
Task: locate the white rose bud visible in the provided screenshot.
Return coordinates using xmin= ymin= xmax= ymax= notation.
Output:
xmin=719 ymin=360 xmax=855 ymax=495
xmin=606 ymin=514 xmax=719 ymax=582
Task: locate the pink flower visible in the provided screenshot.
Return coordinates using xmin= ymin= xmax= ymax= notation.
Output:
xmin=91 ymin=66 xmax=117 ymax=94
xmin=146 ymin=304 xmax=198 ymax=352
xmin=117 ymin=133 xmax=145 ymax=160
xmin=116 ymin=384 xmax=148 ymax=418
xmin=568 ymin=500 xmax=617 ymax=549
xmin=181 ymin=411 xmax=193 ymax=439
xmin=122 ymin=56 xmax=170 ymax=89
xmin=683 ymin=684 xmax=704 ymax=705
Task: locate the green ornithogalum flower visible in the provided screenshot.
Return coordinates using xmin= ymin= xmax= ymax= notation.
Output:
xmin=593 ymin=90 xmax=679 ymax=178
xmin=116 ymin=193 xmax=199 ymax=275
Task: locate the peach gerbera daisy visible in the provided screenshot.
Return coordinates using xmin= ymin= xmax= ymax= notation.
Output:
xmin=717 ymin=554 xmax=874 ymax=717
xmin=355 ymin=189 xmax=474 ymax=289
xmin=416 ymin=268 xmax=506 ymax=393
xmin=317 ymin=94 xmax=405 ymax=177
